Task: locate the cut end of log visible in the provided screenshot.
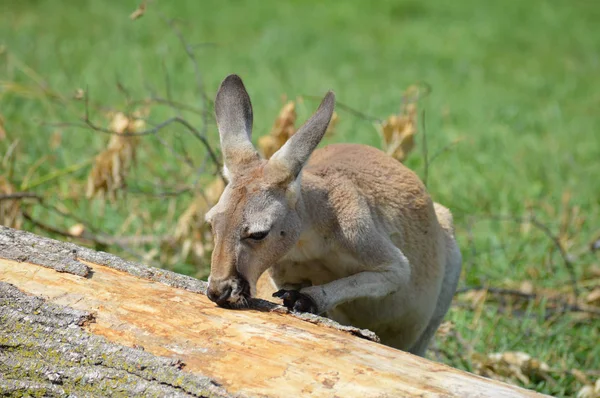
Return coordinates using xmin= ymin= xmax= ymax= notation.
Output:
xmin=0 ymin=281 xmax=231 ymax=397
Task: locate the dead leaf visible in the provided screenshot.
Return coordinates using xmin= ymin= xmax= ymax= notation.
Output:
xmin=50 ymin=130 xmax=62 ymax=150
xmin=0 ymin=176 xmax=22 ymax=229
xmin=325 ymin=111 xmax=338 ymax=137
xmin=435 ymin=321 xmax=454 ymax=338
xmin=109 ymin=112 xmax=130 ymax=134
xmin=272 ymin=101 xmax=296 ymax=140
xmin=257 ymin=98 xmax=338 ymax=160
xmin=570 ymin=311 xmax=595 ymax=324
xmin=472 ymin=351 xmax=550 ymax=386
xmin=73 ymin=88 xmax=85 ymax=100
xmin=559 ymin=190 xmax=572 ymax=244
xmin=520 ymin=220 xmax=532 ymax=235
xmin=460 ymin=289 xmax=488 ymax=308
xmin=86 ymin=111 xmax=144 ymax=201
xmin=577 ymin=379 xmax=600 ymax=398
xmin=585 ymin=288 xmax=600 ymax=305
xmin=519 ymin=281 xmax=534 ymax=295
xmin=169 ymin=177 xmax=225 ymax=271
xmin=258 ymin=100 xmax=297 ymax=159
xmin=204 ymin=178 xmax=225 ymax=205
xmin=257 ymin=135 xmax=279 ymax=161
xmin=0 ymin=114 xmax=6 ymax=141
xmin=572 ymin=369 xmax=591 ymax=385
xmin=377 ymin=95 xmax=418 ymax=162
xmin=525 ymin=265 xmax=541 ymax=279
xmin=68 ymin=223 xmax=85 ymax=237
xmin=130 ymin=0 xmax=147 ymax=20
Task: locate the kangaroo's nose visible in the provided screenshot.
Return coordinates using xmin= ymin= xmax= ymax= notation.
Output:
xmin=207 ymin=284 xmax=232 ymax=306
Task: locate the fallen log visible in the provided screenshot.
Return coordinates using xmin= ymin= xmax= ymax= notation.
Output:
xmin=0 ymin=226 xmax=546 ymax=397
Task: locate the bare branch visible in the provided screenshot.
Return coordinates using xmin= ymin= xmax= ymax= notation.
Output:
xmin=46 ymin=116 xmax=222 ymax=176
xmin=303 ymin=95 xmax=381 ymax=123
xmin=37 ymin=201 xmax=101 ymax=234
xmin=457 ymin=286 xmax=536 ymax=300
xmin=148 ymin=96 xmax=208 ymax=116
xmin=116 ymin=77 xmax=132 ymax=104
xmin=22 ymin=211 xmax=96 ymax=244
xmin=476 ymin=213 xmax=580 ymax=298
xmin=162 ymin=16 xmax=210 ymax=138
xmin=127 ymin=185 xmax=193 ymax=198
xmin=301 ymin=82 xmax=431 ymax=125
xmin=464 ymin=216 xmax=478 ymax=275
xmin=456 ymin=285 xmax=598 ymax=316
xmin=401 ymin=81 xmax=432 ymax=108
xmin=0 ymin=192 xmax=41 ymax=201
xmin=98 ymin=234 xmax=172 ymax=246
xmin=150 ymin=128 xmax=196 ymax=169
xmin=161 ymin=58 xmax=182 ymax=119
xmin=528 ymin=215 xmax=579 ymax=296
xmin=428 ymin=138 xmax=464 ymax=166
xmin=22 ymin=211 xmax=171 ymax=248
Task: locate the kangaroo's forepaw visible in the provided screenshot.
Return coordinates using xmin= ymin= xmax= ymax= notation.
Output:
xmin=272 ymin=289 xmax=317 ymax=314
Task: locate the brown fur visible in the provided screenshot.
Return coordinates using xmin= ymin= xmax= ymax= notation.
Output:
xmin=205 ymin=74 xmax=462 ymax=355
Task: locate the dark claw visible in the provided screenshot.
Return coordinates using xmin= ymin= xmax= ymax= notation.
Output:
xmin=273 ymin=289 xmax=317 ymax=314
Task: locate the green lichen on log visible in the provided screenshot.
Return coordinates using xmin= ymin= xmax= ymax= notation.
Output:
xmin=0 ymin=282 xmax=236 ymax=398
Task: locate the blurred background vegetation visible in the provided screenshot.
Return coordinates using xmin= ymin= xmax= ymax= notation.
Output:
xmin=1 ymin=1 xmax=599 ymax=396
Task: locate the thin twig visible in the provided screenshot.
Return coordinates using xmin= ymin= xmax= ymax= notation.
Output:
xmin=126 ymin=185 xmax=193 ymax=198
xmin=428 ymin=138 xmax=464 ymax=166
xmin=302 ymin=95 xmax=381 ymax=123
xmin=98 ymin=234 xmax=172 ymax=246
xmin=456 ymin=285 xmax=599 ymax=316
xmin=129 ymin=96 xmax=202 ymax=116
xmin=478 ymin=213 xmax=580 ymax=298
xmin=22 ymin=211 xmax=171 ymax=247
xmin=528 ymin=215 xmax=579 ymax=297
xmin=457 ymin=286 xmax=536 ymax=299
xmin=162 ymin=16 xmax=210 ymax=138
xmin=464 ymin=216 xmax=478 ymax=275
xmin=84 ymin=84 xmax=90 ymax=121
xmin=174 ymin=133 xmax=195 ymax=168
xmin=116 ymin=77 xmax=132 ymax=104
xmin=37 ymin=201 xmax=101 ymax=234
xmin=149 ymin=96 xmax=208 ymax=116
xmin=84 ymin=87 xmax=219 ymax=170
xmin=2 ymin=139 xmax=20 ymax=178
xmin=0 ymin=192 xmax=42 ymax=201
xmin=150 ymin=127 xmax=195 ymax=169
xmin=161 ymin=58 xmax=183 ymax=119
xmin=401 ymin=81 xmax=432 ymax=107
xmin=47 ymin=116 xmax=221 ymax=173
xmin=22 ymin=211 xmax=96 ymax=244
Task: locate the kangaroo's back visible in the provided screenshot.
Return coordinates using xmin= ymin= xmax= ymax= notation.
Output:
xmin=306 ymin=143 xmax=446 ymax=287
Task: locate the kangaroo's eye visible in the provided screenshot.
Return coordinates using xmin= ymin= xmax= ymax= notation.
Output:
xmin=247 ymin=230 xmax=269 ymax=241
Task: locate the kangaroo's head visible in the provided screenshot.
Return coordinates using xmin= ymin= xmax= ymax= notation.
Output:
xmin=205 ymin=74 xmax=335 ymax=308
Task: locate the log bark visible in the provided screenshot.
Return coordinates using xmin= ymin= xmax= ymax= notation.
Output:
xmin=0 ymin=226 xmax=547 ymax=397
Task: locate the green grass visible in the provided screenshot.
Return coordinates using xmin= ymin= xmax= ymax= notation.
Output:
xmin=1 ymin=1 xmax=599 ymax=395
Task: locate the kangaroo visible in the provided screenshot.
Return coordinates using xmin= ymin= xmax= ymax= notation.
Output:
xmin=205 ymin=74 xmax=462 ymax=356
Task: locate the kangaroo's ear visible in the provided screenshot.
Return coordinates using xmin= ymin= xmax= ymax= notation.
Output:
xmin=269 ymin=91 xmax=335 ymax=181
xmin=215 ymin=74 xmax=260 ymax=176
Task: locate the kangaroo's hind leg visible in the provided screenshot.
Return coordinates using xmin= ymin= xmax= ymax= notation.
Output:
xmin=409 ymin=204 xmax=462 ymax=357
